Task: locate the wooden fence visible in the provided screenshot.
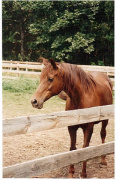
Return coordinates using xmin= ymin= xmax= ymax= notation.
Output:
xmin=3 ymin=105 xmax=114 ymax=178
xmin=2 ymin=61 xmax=43 ymax=76
xmin=2 ymin=60 xmax=114 ymax=78
xmin=3 ymin=142 xmax=114 ymax=178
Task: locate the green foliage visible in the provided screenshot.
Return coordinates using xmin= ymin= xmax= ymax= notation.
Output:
xmin=2 ymin=1 xmax=114 ymax=65
xmin=98 ymin=60 xmax=104 ymax=66
xmin=90 ymin=62 xmax=96 ymax=65
xmin=2 ymin=78 xmax=39 ymax=93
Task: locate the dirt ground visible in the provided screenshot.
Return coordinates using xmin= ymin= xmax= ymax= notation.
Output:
xmin=3 ymin=117 xmax=114 ymax=179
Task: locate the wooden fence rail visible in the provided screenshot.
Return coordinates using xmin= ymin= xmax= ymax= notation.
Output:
xmin=2 ymin=63 xmax=44 ymax=70
xmin=3 ymin=104 xmax=114 ymax=178
xmin=2 ymin=61 xmax=114 ymax=78
xmin=3 ymin=105 xmax=114 ymax=137
xmin=2 ymin=60 xmax=42 ymax=65
xmin=3 ymin=141 xmax=114 ymax=178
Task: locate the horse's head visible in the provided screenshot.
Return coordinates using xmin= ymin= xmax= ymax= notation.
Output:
xmin=31 ymin=59 xmax=64 ymax=109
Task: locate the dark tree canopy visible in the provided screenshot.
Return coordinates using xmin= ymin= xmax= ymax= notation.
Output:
xmin=2 ymin=1 xmax=114 ymax=66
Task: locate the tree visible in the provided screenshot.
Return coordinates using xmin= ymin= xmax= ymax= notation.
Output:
xmin=93 ymin=1 xmax=114 ymax=65
xmin=2 ymin=1 xmax=114 ymax=65
xmin=3 ymin=1 xmax=34 ymax=60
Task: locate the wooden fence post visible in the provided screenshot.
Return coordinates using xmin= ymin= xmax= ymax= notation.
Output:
xmin=26 ymin=61 xmax=28 ymax=72
xmin=17 ymin=63 xmax=19 ymax=77
xmin=10 ymin=60 xmax=12 ymax=70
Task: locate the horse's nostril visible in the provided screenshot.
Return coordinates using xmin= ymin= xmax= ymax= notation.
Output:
xmin=32 ymin=99 xmax=37 ymax=105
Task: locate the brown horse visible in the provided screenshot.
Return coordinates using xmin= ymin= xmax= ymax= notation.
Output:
xmin=31 ymin=59 xmax=113 ymax=178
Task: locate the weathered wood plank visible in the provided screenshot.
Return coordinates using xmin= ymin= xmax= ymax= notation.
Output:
xmin=2 ymin=69 xmax=41 ymax=75
xmin=2 ymin=61 xmax=42 ymax=65
xmin=3 ymin=61 xmax=114 ymax=70
xmin=3 ymin=141 xmax=114 ymax=178
xmin=2 ymin=61 xmax=114 ymax=68
xmin=2 ymin=63 xmax=44 ymax=70
xmin=2 ymin=62 xmax=114 ymax=76
xmin=80 ymin=67 xmax=114 ymax=74
xmin=3 ymin=66 xmax=114 ymax=76
xmin=3 ymin=105 xmax=114 ymax=136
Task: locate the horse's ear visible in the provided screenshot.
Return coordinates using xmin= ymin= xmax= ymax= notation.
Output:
xmin=50 ymin=58 xmax=58 ymax=70
xmin=40 ymin=57 xmax=49 ymax=66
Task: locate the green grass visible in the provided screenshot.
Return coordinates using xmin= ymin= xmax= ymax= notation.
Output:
xmin=2 ymin=77 xmax=65 ymax=119
xmin=3 ymin=77 xmax=39 ymax=93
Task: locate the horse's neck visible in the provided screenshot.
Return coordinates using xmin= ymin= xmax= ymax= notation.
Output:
xmin=61 ymin=63 xmax=82 ymax=105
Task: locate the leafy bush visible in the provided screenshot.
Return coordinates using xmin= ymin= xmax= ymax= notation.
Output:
xmin=98 ymin=60 xmax=104 ymax=66
xmin=90 ymin=62 xmax=96 ymax=65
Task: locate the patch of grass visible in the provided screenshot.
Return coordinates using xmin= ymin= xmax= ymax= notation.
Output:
xmin=2 ymin=77 xmax=39 ymax=93
xmin=2 ymin=72 xmax=39 ymax=79
xmin=2 ymin=77 xmax=66 ymax=118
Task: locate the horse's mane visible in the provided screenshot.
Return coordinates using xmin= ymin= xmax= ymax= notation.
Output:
xmin=60 ymin=63 xmax=96 ymax=94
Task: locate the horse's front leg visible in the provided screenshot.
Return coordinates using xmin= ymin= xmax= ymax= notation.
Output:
xmin=81 ymin=123 xmax=94 ymax=178
xmin=68 ymin=125 xmax=78 ymax=178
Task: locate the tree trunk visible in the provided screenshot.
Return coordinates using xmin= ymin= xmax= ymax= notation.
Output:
xmin=21 ymin=22 xmax=24 ymax=58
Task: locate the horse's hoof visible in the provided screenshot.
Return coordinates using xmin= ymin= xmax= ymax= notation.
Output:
xmin=101 ymin=156 xmax=107 ymax=165
xmin=68 ymin=173 xmax=73 ymax=178
xmin=101 ymin=161 xmax=107 ymax=165
xmin=80 ymin=173 xmax=87 ymax=178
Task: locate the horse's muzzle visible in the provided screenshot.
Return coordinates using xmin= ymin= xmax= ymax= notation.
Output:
xmin=31 ymin=98 xmax=43 ymax=109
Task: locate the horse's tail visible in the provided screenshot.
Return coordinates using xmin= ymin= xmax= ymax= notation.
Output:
xmin=58 ymin=91 xmax=67 ymax=101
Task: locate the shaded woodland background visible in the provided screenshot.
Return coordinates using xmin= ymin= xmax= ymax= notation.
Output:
xmin=2 ymin=1 xmax=114 ymax=65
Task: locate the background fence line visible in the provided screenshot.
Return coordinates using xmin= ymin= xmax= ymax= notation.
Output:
xmin=2 ymin=60 xmax=114 ymax=78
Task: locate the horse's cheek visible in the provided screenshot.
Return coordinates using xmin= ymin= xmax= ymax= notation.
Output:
xmin=54 ymin=84 xmax=63 ymax=94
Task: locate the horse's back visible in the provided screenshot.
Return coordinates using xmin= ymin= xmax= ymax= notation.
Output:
xmin=89 ymin=71 xmax=113 ymax=92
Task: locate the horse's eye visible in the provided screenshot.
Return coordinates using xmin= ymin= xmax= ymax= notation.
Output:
xmin=48 ymin=77 xmax=53 ymax=82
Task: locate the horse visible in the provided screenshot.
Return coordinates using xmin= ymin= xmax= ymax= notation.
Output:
xmin=31 ymin=58 xmax=113 ymax=178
